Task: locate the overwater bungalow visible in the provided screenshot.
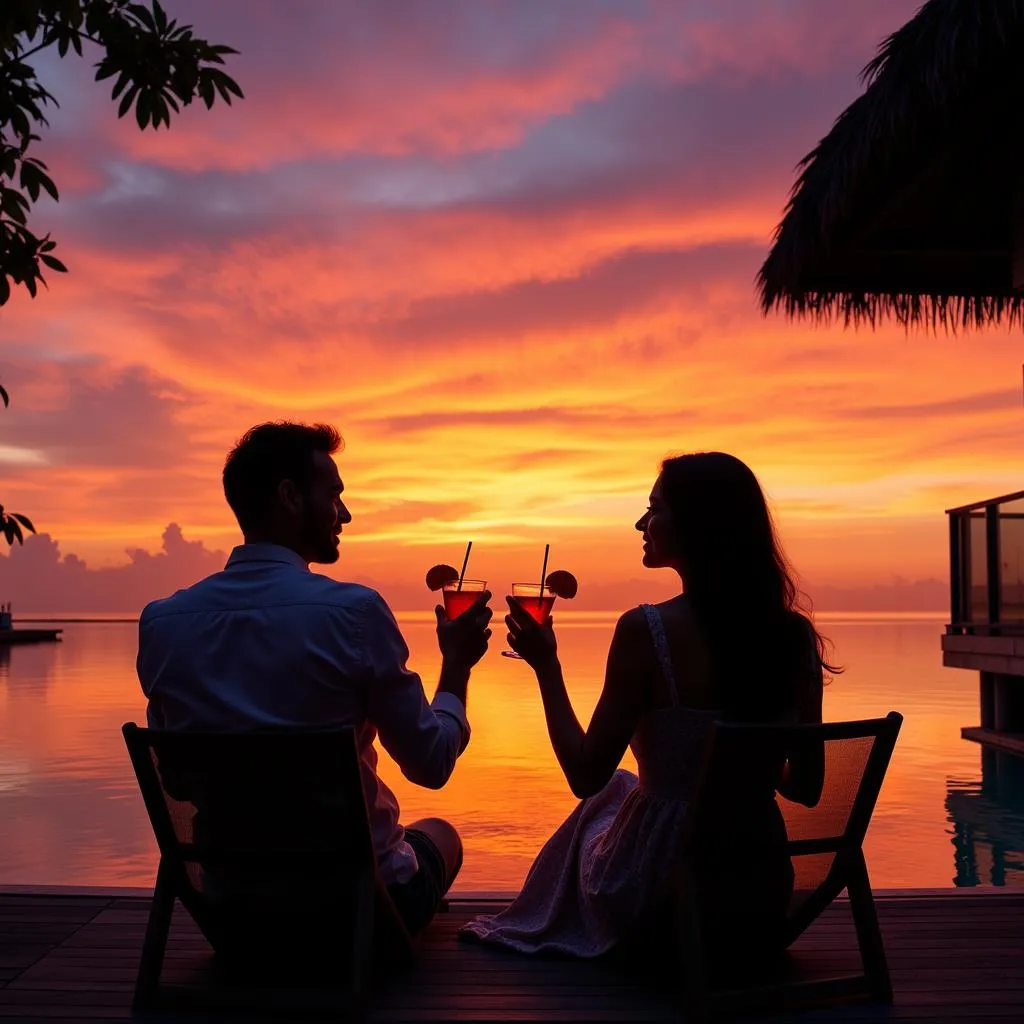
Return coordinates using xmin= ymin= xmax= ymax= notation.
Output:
xmin=758 ymin=0 xmax=1024 ymax=330
xmin=759 ymin=0 xmax=1024 ymax=757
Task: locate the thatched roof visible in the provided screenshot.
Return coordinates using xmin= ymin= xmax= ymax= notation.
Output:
xmin=758 ymin=0 xmax=1024 ymax=330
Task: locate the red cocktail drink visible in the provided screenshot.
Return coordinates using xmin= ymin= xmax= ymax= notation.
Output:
xmin=502 ymin=583 xmax=556 ymax=658
xmin=442 ymin=579 xmax=487 ymax=620
xmin=515 ymin=594 xmax=554 ymax=624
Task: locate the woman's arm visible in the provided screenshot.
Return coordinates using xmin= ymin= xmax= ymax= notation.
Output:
xmin=506 ymin=601 xmax=651 ymax=799
xmin=777 ymin=654 xmax=825 ymax=807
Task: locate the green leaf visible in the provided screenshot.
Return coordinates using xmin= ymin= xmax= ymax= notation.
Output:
xmin=40 ymin=254 xmax=67 ymax=273
xmin=20 ymin=166 xmax=41 ymax=203
xmin=118 ymin=84 xmax=140 ymax=119
xmin=0 ymin=383 xmax=8 ymax=407
xmin=111 ymin=71 xmax=132 ymax=101
xmin=128 ymin=4 xmax=157 ymax=31
xmin=136 ymin=91 xmax=152 ymax=129
xmin=1 ymin=189 xmax=30 ymax=225
xmin=8 ymin=519 xmax=23 ymax=545
xmin=218 ymin=73 xmax=244 ymax=100
xmin=0 ymin=276 xmax=9 ymax=307
xmin=38 ymin=172 xmax=59 ymax=203
xmin=12 ymin=514 xmax=36 ymax=534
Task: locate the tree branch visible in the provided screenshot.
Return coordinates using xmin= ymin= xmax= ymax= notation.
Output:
xmin=15 ymin=28 xmax=106 ymax=64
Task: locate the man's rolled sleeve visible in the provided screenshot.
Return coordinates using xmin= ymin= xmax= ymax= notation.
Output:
xmin=357 ymin=592 xmax=470 ymax=789
xmin=431 ymin=691 xmax=471 ymax=752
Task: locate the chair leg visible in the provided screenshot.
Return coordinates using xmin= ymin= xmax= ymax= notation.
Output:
xmin=133 ymin=860 xmax=175 ymax=1012
xmin=675 ymin=864 xmax=711 ymax=1024
xmin=847 ymin=851 xmax=892 ymax=1004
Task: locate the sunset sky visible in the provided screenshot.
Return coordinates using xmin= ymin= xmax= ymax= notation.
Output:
xmin=2 ymin=0 xmax=1022 ymax=612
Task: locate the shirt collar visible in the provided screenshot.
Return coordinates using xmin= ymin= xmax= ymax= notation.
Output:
xmin=225 ymin=543 xmax=309 ymax=572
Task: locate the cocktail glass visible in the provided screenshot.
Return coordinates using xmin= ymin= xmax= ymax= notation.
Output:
xmin=501 ymin=583 xmax=556 ymax=659
xmin=442 ymin=579 xmax=488 ymax=621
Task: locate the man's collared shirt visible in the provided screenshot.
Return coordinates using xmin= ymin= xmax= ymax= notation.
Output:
xmin=136 ymin=542 xmax=470 ymax=886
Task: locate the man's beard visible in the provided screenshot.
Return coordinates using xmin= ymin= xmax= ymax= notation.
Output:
xmin=301 ymin=510 xmax=339 ymax=564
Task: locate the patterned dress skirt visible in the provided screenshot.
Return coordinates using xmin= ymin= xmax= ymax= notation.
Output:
xmin=459 ymin=768 xmax=689 ymax=957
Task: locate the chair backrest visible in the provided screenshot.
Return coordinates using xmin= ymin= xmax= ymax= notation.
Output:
xmin=122 ymin=724 xmax=377 ymax=911
xmin=680 ymin=712 xmax=902 ymax=931
xmin=777 ymin=714 xmax=901 ymax=906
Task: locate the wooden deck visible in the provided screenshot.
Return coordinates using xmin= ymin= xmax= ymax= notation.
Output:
xmin=2 ymin=888 xmax=1023 ymax=1021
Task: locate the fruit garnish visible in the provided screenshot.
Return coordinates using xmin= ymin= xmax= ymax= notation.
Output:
xmin=545 ymin=569 xmax=578 ymax=600
xmin=426 ymin=564 xmax=460 ymax=591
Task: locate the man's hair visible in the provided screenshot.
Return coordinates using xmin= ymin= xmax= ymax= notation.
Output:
xmin=223 ymin=421 xmax=343 ymax=533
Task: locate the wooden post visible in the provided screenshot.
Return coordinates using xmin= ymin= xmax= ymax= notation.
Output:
xmin=993 ymin=673 xmax=1024 ymax=733
xmin=980 ymin=672 xmax=995 ymax=729
xmin=949 ymin=513 xmax=963 ymax=627
xmin=986 ymin=504 xmax=1001 ymax=627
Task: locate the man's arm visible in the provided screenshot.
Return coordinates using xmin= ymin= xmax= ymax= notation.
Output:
xmin=357 ymin=591 xmax=490 ymax=790
xmin=136 ymin=606 xmax=168 ymax=729
xmin=436 ymin=657 xmax=470 ymax=707
xmin=433 ymin=594 xmax=491 ymax=707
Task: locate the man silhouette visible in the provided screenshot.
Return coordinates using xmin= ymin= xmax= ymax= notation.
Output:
xmin=137 ymin=421 xmax=492 ymax=934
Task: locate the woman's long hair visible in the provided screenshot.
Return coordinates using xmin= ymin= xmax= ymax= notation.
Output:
xmin=659 ymin=452 xmax=837 ymax=720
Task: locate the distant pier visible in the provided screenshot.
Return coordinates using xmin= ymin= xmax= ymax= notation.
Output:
xmin=0 ymin=608 xmax=62 ymax=645
xmin=0 ymin=626 xmax=62 ymax=645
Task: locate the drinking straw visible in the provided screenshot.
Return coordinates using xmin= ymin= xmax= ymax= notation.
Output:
xmin=457 ymin=541 xmax=473 ymax=591
xmin=539 ymin=543 xmax=550 ymax=596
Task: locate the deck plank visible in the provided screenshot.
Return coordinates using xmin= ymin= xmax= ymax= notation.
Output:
xmin=0 ymin=890 xmax=1023 ymax=1021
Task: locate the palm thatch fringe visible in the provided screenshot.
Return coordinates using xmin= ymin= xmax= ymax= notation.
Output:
xmin=775 ymin=292 xmax=1024 ymax=334
xmin=758 ymin=0 xmax=1024 ymax=330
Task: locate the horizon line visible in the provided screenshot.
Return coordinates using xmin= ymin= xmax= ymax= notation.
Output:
xmin=17 ymin=609 xmax=951 ymax=624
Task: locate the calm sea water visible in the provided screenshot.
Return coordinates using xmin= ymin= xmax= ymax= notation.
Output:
xmin=1 ymin=613 xmax=1022 ymax=892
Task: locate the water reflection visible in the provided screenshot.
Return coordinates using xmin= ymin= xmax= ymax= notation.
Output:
xmin=0 ymin=612 xmax=1011 ymax=891
xmin=0 ymin=638 xmax=58 ymax=691
xmin=947 ymin=750 xmax=1024 ymax=887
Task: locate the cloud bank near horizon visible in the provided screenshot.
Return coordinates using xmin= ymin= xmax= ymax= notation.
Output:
xmin=0 ymin=527 xmax=947 ymax=616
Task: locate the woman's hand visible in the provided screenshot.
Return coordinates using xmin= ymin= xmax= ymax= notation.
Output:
xmin=506 ymin=596 xmax=558 ymax=670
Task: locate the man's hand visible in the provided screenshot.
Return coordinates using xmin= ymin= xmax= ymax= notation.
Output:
xmin=435 ymin=592 xmax=493 ymax=669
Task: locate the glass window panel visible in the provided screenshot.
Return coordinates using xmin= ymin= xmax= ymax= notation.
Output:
xmin=999 ymin=498 xmax=1024 ymax=622
xmin=969 ymin=512 xmax=988 ymax=623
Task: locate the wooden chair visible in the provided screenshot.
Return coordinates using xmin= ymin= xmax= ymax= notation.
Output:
xmin=673 ymin=711 xmax=903 ymax=1021
xmin=122 ymin=723 xmax=414 ymax=1014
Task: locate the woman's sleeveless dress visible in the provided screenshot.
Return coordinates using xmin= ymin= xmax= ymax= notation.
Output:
xmin=459 ymin=604 xmax=720 ymax=957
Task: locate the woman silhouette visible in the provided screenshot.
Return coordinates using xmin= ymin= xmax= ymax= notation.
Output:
xmin=461 ymin=452 xmax=834 ymax=961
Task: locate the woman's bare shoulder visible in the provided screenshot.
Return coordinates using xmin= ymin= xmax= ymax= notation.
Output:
xmin=650 ymin=594 xmax=696 ymax=630
xmin=614 ymin=605 xmax=650 ymax=642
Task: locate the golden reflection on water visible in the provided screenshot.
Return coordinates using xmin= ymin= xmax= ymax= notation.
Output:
xmin=0 ymin=613 xmax=1013 ymax=891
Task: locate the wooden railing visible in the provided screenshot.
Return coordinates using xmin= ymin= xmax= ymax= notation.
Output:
xmin=947 ymin=489 xmax=1024 ymax=636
